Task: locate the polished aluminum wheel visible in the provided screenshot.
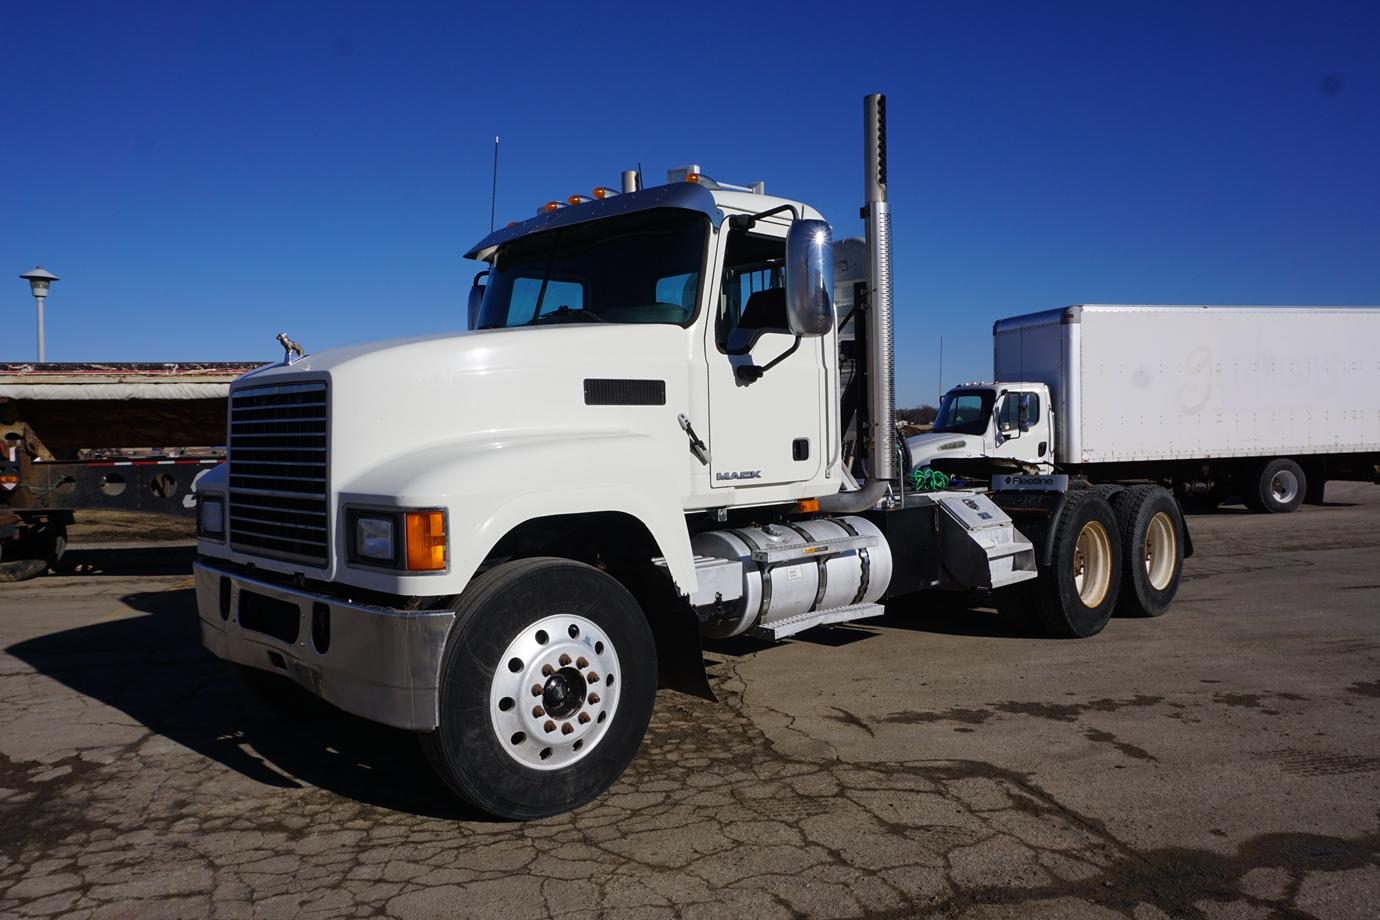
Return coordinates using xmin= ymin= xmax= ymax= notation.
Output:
xmin=488 ymin=614 xmax=621 ymax=771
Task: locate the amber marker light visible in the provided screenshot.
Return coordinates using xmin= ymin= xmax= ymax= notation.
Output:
xmin=568 ymin=194 xmax=592 ymax=206
xmin=405 ymin=511 xmax=447 ymax=571
xmin=796 ymin=498 xmax=821 ymax=513
xmin=684 ymin=172 xmax=700 ymax=183
xmin=592 ymin=187 xmax=618 ymax=199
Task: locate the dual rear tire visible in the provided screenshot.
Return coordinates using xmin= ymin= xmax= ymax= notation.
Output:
xmin=998 ymin=485 xmax=1184 ymax=637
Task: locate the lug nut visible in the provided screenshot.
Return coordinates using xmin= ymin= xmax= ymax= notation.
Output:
xmin=544 ymin=720 xmax=556 ymax=733
xmin=561 ymin=722 xmax=574 ymax=735
xmin=578 ymin=712 xmax=591 ymax=724
xmin=559 ymin=654 xmax=572 ymax=666
xmin=542 ymin=664 xmax=555 ymax=677
xmin=531 ymin=684 xmax=543 ymax=697
xmin=576 ymin=657 xmax=588 ymax=669
xmin=588 ymin=672 xmax=600 ymax=684
xmin=532 ymin=706 xmax=545 ymax=718
xmin=588 ymin=692 xmax=600 ymax=704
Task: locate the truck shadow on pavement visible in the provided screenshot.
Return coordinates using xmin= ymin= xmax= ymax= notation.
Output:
xmin=6 ymin=581 xmax=490 ymax=822
xmin=58 ymin=543 xmax=199 ymax=578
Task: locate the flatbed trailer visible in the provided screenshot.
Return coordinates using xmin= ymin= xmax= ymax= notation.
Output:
xmin=0 ymin=361 xmax=258 ymax=580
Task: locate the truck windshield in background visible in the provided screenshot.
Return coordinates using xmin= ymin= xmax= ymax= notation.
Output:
xmin=932 ymin=389 xmax=994 ymax=436
xmin=476 ymin=208 xmax=708 ymax=329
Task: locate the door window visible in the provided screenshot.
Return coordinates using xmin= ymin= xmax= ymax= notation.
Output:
xmin=717 ymin=230 xmax=787 ymax=352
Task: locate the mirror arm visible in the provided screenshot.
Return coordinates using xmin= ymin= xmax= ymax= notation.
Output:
xmin=729 ymin=203 xmax=801 ymax=232
xmin=735 ymin=336 xmax=801 ymax=384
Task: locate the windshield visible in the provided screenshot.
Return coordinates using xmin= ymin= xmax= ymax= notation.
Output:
xmin=932 ymin=390 xmax=994 ymax=435
xmin=476 ymin=208 xmax=707 ymax=329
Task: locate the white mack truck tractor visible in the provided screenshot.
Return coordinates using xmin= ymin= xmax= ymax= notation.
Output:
xmin=193 ymin=95 xmax=1190 ymax=819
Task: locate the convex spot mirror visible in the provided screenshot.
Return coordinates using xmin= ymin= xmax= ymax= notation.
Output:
xmin=784 ymin=219 xmax=835 ymax=337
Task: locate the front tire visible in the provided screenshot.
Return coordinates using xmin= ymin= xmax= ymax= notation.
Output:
xmin=1109 ymin=486 xmax=1184 ymax=618
xmin=420 ymin=557 xmax=657 ymax=819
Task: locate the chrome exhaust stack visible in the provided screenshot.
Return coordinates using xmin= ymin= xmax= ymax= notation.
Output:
xmin=863 ymin=93 xmax=897 ymax=487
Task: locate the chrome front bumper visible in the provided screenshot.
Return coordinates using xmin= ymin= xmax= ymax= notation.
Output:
xmin=194 ymin=560 xmax=454 ymax=731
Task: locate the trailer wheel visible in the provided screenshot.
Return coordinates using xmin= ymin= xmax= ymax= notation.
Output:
xmin=419 ymin=557 xmax=656 ymax=819
xmin=998 ymin=490 xmax=1121 ymax=639
xmin=1245 ymin=458 xmax=1306 ymax=514
xmin=1109 ymin=486 xmax=1184 ymax=618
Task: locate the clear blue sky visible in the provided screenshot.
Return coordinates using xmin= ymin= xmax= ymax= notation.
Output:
xmin=3 ymin=1 xmax=1377 ymax=406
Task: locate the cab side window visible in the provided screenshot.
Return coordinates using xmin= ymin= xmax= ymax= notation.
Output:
xmin=999 ymin=392 xmax=1041 ymax=431
xmin=718 ymin=230 xmax=787 ymax=353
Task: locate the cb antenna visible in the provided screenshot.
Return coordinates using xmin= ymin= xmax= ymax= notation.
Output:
xmin=489 ymin=135 xmax=500 ymax=232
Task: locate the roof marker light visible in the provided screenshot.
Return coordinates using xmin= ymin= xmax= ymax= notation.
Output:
xmin=567 ymin=194 xmax=593 ymax=206
xmin=592 ymin=187 xmax=619 ymax=199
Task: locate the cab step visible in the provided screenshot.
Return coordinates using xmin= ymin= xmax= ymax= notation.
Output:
xmin=751 ymin=602 xmax=885 ymax=641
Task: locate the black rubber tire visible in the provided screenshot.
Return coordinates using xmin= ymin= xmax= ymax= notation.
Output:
xmin=1108 ymin=486 xmax=1184 ymax=618
xmin=0 ymin=558 xmax=48 ymax=582
xmin=419 ymin=557 xmax=657 ymax=820
xmin=1244 ymin=458 xmax=1306 ymax=514
xmin=996 ymin=490 xmax=1122 ymax=639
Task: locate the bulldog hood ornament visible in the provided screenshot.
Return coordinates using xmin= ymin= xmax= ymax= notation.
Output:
xmin=277 ymin=332 xmax=305 ymax=365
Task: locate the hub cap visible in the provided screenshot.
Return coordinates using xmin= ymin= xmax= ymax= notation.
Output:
xmin=1144 ymin=511 xmax=1177 ymax=591
xmin=488 ymin=614 xmax=621 ymax=771
xmin=1072 ymin=520 xmax=1112 ymax=608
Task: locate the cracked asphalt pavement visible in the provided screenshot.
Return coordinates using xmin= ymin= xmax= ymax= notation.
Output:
xmin=2 ymin=482 xmax=1379 ymax=918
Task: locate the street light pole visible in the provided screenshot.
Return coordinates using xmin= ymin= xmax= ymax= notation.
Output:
xmin=19 ymin=267 xmax=59 ymax=363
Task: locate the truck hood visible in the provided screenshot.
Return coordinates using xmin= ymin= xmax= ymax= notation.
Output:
xmin=905 ymin=431 xmax=985 ymax=468
xmin=233 ymin=324 xmax=694 ymax=497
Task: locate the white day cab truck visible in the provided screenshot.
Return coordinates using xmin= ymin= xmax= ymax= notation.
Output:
xmin=908 ymin=306 xmax=1380 ymax=513
xmin=194 ymin=95 xmax=1194 ymax=819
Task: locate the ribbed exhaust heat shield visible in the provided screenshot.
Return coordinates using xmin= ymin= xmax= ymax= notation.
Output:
xmin=863 ymin=93 xmax=897 ymax=484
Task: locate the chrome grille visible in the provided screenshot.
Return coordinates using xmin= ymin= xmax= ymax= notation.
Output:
xmin=228 ymin=381 xmax=329 ymax=566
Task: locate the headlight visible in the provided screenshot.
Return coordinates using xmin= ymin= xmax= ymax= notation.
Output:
xmin=354 ymin=515 xmax=397 ymax=563
xmin=197 ymin=496 xmax=225 ymax=538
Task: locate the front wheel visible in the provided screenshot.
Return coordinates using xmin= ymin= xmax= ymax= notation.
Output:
xmin=419 ymin=557 xmax=657 ymax=819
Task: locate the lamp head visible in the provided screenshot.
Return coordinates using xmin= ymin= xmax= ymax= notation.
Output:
xmin=20 ymin=266 xmax=59 ymax=298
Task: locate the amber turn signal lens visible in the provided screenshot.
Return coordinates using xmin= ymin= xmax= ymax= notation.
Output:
xmin=796 ymin=498 xmax=820 ymax=513
xmin=405 ymin=511 xmax=447 ymax=571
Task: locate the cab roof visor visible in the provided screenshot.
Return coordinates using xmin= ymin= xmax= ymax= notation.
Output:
xmin=465 ymin=183 xmax=725 ymax=261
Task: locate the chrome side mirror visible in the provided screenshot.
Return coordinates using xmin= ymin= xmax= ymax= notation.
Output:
xmin=784 ymin=220 xmax=834 ymax=337
xmin=467 ymin=270 xmax=489 ymax=330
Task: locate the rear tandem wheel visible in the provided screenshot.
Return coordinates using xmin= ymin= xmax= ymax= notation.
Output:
xmin=997 ymin=490 xmax=1123 ymax=639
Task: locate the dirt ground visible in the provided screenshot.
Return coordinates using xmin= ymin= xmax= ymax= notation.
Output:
xmin=1 ymin=483 xmax=1378 ymax=919
xmin=64 ymin=510 xmax=196 ymax=545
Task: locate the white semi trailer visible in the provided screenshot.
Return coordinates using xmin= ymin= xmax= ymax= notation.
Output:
xmin=193 ymin=96 xmax=1192 ymax=818
xmin=908 ymin=305 xmax=1380 ymax=513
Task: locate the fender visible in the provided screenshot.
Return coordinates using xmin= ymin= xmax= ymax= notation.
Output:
xmin=337 ymin=427 xmax=698 ymax=597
